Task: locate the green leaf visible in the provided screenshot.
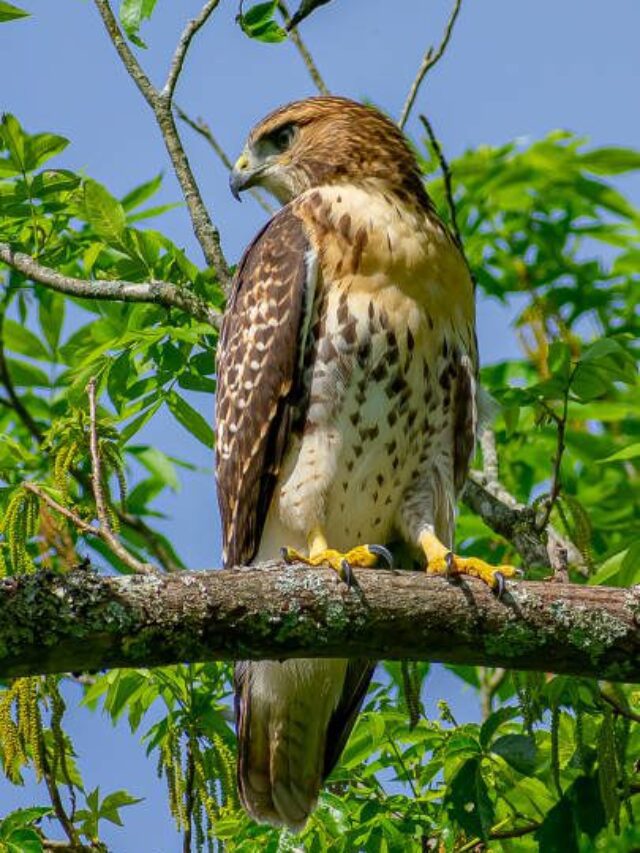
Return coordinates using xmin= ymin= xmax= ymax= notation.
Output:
xmin=120 ymin=399 xmax=162 ymax=443
xmin=600 ymin=442 xmax=640 ymax=463
xmin=534 ymin=796 xmax=578 ymax=853
xmin=0 ymin=807 xmax=52 ymax=837
xmin=479 ymin=705 xmax=520 ymax=749
xmin=83 ymin=178 xmax=126 ymax=247
xmin=0 ymin=2 xmax=29 ymax=23
xmin=567 ymin=775 xmax=606 ymax=840
xmin=121 ymin=172 xmax=162 ymax=211
xmin=239 ymin=0 xmax=287 ymax=42
xmin=445 ymin=757 xmax=494 ymax=841
xmin=1 ymin=113 xmax=25 ymax=171
xmin=581 ymin=147 xmax=640 ymax=175
xmin=3 ymin=319 xmax=50 ymax=359
xmin=166 ymin=391 xmax=214 ymax=447
xmin=5 ymin=358 xmax=50 ymax=387
xmin=3 ymin=829 xmax=43 ymax=853
xmin=23 ymin=132 xmax=69 ymax=170
xmin=119 ymin=0 xmax=157 ymax=44
xmin=491 ymin=734 xmax=537 ymax=775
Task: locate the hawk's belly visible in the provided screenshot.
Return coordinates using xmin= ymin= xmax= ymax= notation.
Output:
xmin=265 ymin=284 xmax=458 ymax=555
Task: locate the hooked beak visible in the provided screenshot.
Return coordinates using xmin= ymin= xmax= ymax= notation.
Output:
xmin=229 ymin=152 xmax=254 ymax=202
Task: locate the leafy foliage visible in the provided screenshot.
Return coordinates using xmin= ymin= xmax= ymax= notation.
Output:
xmin=0 ymin=5 xmax=639 ymax=850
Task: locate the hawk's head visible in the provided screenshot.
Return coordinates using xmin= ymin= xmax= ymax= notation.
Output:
xmin=229 ymin=96 xmax=428 ymax=207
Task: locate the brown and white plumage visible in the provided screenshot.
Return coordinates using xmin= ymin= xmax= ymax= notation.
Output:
xmin=216 ymin=96 xmax=479 ymax=831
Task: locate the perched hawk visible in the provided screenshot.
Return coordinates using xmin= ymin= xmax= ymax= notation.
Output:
xmin=216 ymin=96 xmax=516 ymax=831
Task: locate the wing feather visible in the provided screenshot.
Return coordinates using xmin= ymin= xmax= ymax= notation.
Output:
xmin=216 ymin=206 xmax=314 ymax=568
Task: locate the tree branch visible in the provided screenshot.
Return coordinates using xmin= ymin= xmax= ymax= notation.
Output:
xmin=278 ymin=1 xmax=330 ymax=95
xmin=398 ymin=0 xmax=464 ymax=130
xmin=162 ymin=0 xmax=221 ymax=102
xmin=86 ymin=378 xmax=158 ymax=576
xmin=0 ymin=242 xmax=221 ymax=328
xmin=2 ymin=564 xmax=640 ymax=681
xmin=92 ymin=0 xmax=231 ymax=286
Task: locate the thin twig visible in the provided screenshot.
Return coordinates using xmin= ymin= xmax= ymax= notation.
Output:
xmin=24 ymin=483 xmax=95 ymax=536
xmin=537 ymin=379 xmax=574 ymax=531
xmin=162 ymin=0 xmax=221 ymax=102
xmin=0 ymin=308 xmax=44 ymax=440
xmin=419 ymin=114 xmax=464 ymax=254
xmin=278 ymin=1 xmax=330 ymax=95
xmin=0 ymin=242 xmax=221 ymax=328
xmin=25 ymin=447 xmax=159 ymax=575
xmin=39 ymin=729 xmax=83 ymax=850
xmin=398 ymin=0 xmax=464 ymax=129
xmin=175 ymin=105 xmax=275 ymax=215
xmin=92 ymin=0 xmax=231 ymax=286
xmin=86 ymin=378 xmax=158 ymax=575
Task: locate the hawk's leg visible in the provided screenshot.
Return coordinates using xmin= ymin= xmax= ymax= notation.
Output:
xmin=420 ymin=531 xmax=519 ymax=597
xmin=282 ymin=527 xmax=392 ymax=583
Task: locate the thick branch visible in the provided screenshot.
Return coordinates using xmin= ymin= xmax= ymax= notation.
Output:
xmin=3 ymin=564 xmax=640 ymax=681
xmin=0 ymin=242 xmax=221 ymax=328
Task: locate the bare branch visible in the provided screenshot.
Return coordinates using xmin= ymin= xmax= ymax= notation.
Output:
xmin=538 ymin=380 xmax=573 ymax=530
xmin=92 ymin=0 xmax=231 ymax=286
xmin=175 ymin=105 xmax=275 ymax=215
xmin=162 ymin=0 xmax=221 ymax=103
xmin=278 ymin=1 xmax=330 ymax=95
xmin=0 ymin=242 xmax=221 ymax=328
xmin=3 ymin=564 xmax=640 ymax=681
xmin=399 ymin=0 xmax=464 ymax=130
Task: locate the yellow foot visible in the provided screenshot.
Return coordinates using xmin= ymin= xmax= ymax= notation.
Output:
xmin=281 ymin=543 xmax=393 ymax=585
xmin=420 ymin=532 xmax=520 ymax=597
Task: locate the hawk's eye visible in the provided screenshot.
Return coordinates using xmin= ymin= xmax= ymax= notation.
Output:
xmin=270 ymin=124 xmax=296 ymax=153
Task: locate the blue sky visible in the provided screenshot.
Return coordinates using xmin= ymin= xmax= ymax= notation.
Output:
xmin=1 ymin=0 xmax=639 ymax=848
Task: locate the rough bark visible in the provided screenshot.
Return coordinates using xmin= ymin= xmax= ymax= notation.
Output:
xmin=2 ymin=563 xmax=640 ymax=682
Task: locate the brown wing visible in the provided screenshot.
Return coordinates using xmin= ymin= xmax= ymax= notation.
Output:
xmin=216 ymin=206 xmax=314 ymax=569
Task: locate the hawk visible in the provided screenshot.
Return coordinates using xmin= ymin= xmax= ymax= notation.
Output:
xmin=216 ymin=96 xmax=516 ymax=831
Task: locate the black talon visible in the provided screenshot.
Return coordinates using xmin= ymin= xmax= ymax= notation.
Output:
xmin=445 ymin=551 xmax=455 ymax=575
xmin=341 ymin=559 xmax=353 ymax=587
xmin=368 ymin=544 xmax=394 ymax=569
xmin=281 ymin=547 xmax=293 ymax=564
xmin=494 ymin=571 xmax=505 ymax=599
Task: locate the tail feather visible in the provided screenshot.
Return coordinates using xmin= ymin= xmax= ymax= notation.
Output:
xmin=235 ymin=658 xmax=372 ymax=831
